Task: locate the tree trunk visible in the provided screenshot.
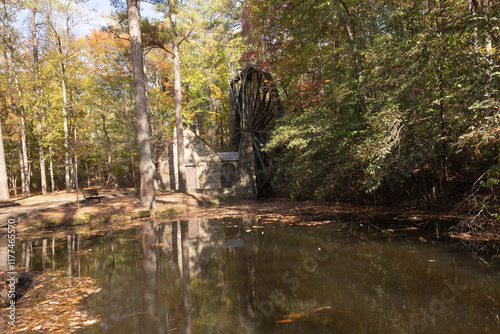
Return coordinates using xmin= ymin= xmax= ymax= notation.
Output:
xmin=98 ymin=163 xmax=103 ymax=185
xmin=2 ymin=40 xmax=29 ymax=196
xmin=85 ymin=162 xmax=90 ymax=189
xmin=171 ymin=13 xmax=187 ymax=193
xmin=0 ymin=118 xmax=10 ymax=201
xmin=46 ymin=5 xmax=72 ymax=193
xmin=6 ymin=41 xmax=31 ymax=196
xmin=126 ymin=0 xmax=156 ymax=209
xmin=194 ymin=113 xmax=200 ymax=137
xmin=70 ymin=159 xmax=75 ymax=189
xmin=217 ymin=118 xmax=223 ymax=151
xmin=128 ymin=129 xmax=137 ymax=190
xmin=73 ymin=113 xmax=79 ymax=190
xmin=49 ymin=144 xmax=55 ymax=194
xmin=17 ymin=142 xmax=26 ymax=195
xmin=106 ymin=155 xmax=120 ymax=189
xmin=8 ymin=44 xmax=31 ymax=196
xmin=32 ymin=5 xmax=47 ymax=195
xmin=61 ymin=60 xmax=71 ymax=193
xmin=74 ymin=156 xmax=79 ymax=209
xmin=73 ymin=157 xmax=78 ymax=191
xmin=9 ymin=176 xmax=17 ymax=197
xmin=38 ymin=134 xmax=47 ymax=195
xmin=18 ymin=106 xmax=30 ymax=196
xmin=102 ymin=114 xmax=120 ymax=189
xmin=437 ymin=60 xmax=448 ymax=201
xmin=333 ymin=1 xmax=358 ymax=75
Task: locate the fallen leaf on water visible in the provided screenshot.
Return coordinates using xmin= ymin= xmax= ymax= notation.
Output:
xmin=125 ymin=312 xmax=147 ymax=318
xmin=277 ymin=305 xmax=332 ymax=324
xmin=310 ymin=306 xmax=332 ymax=313
xmin=276 ymin=319 xmax=294 ymax=323
xmin=283 ymin=312 xmax=303 ymax=320
xmin=336 ymin=309 xmax=351 ymax=313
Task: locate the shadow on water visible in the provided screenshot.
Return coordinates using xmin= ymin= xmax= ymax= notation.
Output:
xmin=4 ymin=217 xmax=500 ymax=333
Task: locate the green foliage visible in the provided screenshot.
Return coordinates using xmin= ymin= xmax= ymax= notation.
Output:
xmin=248 ymin=1 xmax=500 ymax=214
xmin=95 ymin=215 xmax=111 ymax=224
xmin=39 ymin=217 xmax=63 ymax=228
xmin=153 ymin=209 xmax=166 ymax=218
xmin=176 ymin=0 xmax=244 ymax=150
xmin=138 ymin=210 xmax=152 ymax=218
xmin=166 ymin=208 xmax=179 ymax=215
xmin=80 ymin=213 xmax=94 ymax=221
xmin=210 ymin=197 xmax=220 ymax=207
xmin=267 ymin=105 xmax=365 ymax=200
xmin=68 ymin=217 xmax=86 ymax=225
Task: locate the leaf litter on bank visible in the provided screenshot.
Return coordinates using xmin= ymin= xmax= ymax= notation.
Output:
xmin=1 ymin=271 xmax=101 ymax=333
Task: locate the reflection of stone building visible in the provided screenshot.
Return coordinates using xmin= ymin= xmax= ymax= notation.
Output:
xmin=159 ymin=219 xmax=227 ymax=277
xmin=157 ymin=128 xmax=256 ymax=197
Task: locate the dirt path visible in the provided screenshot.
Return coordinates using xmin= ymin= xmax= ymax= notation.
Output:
xmin=1 ymin=189 xmax=224 ymax=232
xmin=0 ymin=189 xmax=135 ymax=227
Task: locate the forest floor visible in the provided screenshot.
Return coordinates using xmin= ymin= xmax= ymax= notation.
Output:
xmin=0 ymin=188 xmax=483 ymax=240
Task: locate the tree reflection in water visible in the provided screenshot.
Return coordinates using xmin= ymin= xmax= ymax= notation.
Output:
xmin=11 ymin=218 xmax=500 ymax=334
xmin=142 ymin=222 xmax=158 ymax=333
xmin=181 ymin=220 xmax=192 ymax=334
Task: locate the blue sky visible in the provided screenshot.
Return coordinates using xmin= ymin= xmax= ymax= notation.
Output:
xmin=76 ymin=0 xmax=163 ymax=36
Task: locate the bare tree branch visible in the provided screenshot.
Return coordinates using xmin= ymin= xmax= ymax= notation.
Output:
xmin=336 ymin=0 xmax=352 ymax=16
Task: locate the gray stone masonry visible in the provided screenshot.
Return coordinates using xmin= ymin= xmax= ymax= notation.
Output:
xmin=157 ymin=128 xmax=257 ymax=198
xmin=159 ymin=128 xmax=221 ymax=191
xmin=237 ymin=131 xmax=257 ymax=197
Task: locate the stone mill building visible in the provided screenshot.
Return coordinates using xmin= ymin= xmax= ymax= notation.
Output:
xmin=157 ymin=128 xmax=257 ymax=197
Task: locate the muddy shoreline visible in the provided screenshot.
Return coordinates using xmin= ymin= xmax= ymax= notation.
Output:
xmin=1 ymin=191 xmax=497 ymax=243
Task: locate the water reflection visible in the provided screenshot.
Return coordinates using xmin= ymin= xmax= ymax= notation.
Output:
xmin=181 ymin=221 xmax=192 ymax=334
xmin=142 ymin=223 xmax=158 ymax=333
xmin=4 ymin=218 xmax=500 ymax=333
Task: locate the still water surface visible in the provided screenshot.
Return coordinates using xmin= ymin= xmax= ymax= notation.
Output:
xmin=15 ymin=218 xmax=500 ymax=333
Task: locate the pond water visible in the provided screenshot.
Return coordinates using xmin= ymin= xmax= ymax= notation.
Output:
xmin=9 ymin=217 xmax=500 ymax=333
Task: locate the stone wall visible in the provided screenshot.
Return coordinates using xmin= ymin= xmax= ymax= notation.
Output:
xmin=237 ymin=131 xmax=257 ymax=197
xmin=159 ymin=128 xmax=221 ymax=191
xmin=157 ymin=128 xmax=257 ymax=198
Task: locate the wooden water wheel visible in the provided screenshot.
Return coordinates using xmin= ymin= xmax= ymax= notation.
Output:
xmin=229 ymin=65 xmax=282 ymax=197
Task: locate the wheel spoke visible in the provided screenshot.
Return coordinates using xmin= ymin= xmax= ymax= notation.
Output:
xmin=229 ymin=65 xmax=282 ymax=197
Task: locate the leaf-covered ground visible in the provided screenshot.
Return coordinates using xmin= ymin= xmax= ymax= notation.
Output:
xmin=6 ymin=190 xmax=497 ymax=242
xmin=0 ymin=271 xmax=101 ymax=333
